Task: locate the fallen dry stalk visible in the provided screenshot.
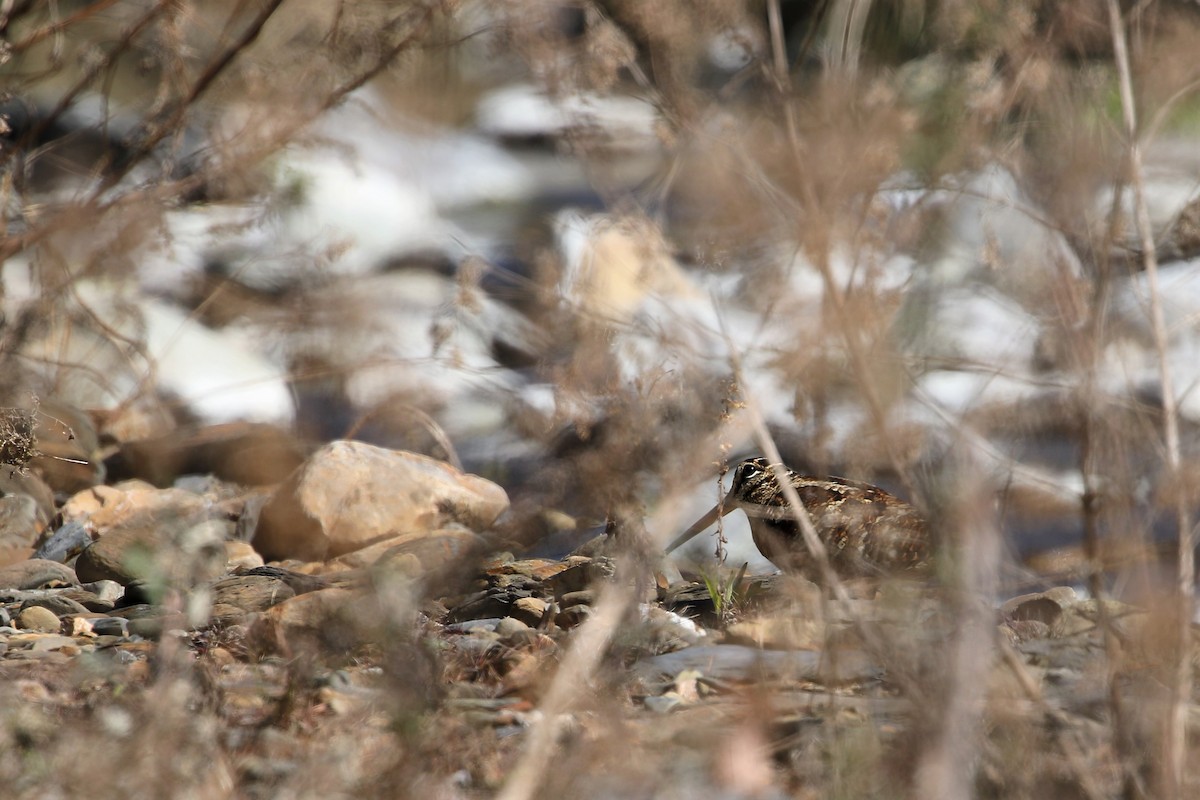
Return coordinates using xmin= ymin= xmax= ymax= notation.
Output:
xmin=910 ymin=455 xmax=998 ymax=799
xmin=494 ymin=564 xmax=630 ymax=800
xmin=764 ymin=0 xmax=920 ymax=505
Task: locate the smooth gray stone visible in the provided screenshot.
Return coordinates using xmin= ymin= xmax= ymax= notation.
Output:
xmin=495 ymin=617 xmax=531 ymax=637
xmin=0 ymin=495 xmax=44 ymax=550
xmin=0 ymin=559 xmax=78 ymax=590
xmin=108 ymin=603 xmax=162 ymax=620
xmin=19 ymin=595 xmax=89 ymax=616
xmin=80 ymin=580 xmax=125 ymax=604
xmin=127 ymin=617 xmax=169 ymax=639
xmin=444 ymin=618 xmax=502 ymax=633
xmin=638 ymin=642 xmax=835 ymax=681
xmin=28 ymin=634 xmax=77 ymax=651
xmin=88 ymin=617 xmax=130 ymax=637
xmin=33 ymin=521 xmax=92 ymax=564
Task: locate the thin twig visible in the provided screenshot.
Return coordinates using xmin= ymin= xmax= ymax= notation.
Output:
xmin=7 ymin=0 xmax=123 ymax=53
xmin=0 ymin=0 xmax=171 ymax=176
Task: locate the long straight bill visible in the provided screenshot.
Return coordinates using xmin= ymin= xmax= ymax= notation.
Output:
xmin=664 ymin=494 xmax=735 ymax=553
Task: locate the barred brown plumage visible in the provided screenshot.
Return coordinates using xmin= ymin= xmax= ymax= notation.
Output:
xmin=667 ymin=457 xmax=930 ymax=579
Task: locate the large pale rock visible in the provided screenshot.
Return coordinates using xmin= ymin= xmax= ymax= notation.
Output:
xmin=61 ymin=482 xmax=229 ymax=588
xmin=209 ymin=574 xmax=295 ymax=612
xmin=0 ymin=495 xmax=46 ymax=551
xmin=16 ymin=605 xmax=62 ymax=633
xmin=0 ymin=468 xmax=56 ymax=524
xmin=59 ymin=483 xmax=209 ymax=533
xmin=75 ymin=519 xmax=229 ymax=588
xmin=250 ymin=577 xmax=419 ymax=659
xmin=0 ymin=559 xmax=78 ymax=589
xmin=329 ymin=525 xmax=481 ymax=573
xmin=224 ymin=540 xmax=264 ymax=571
xmin=252 ymin=441 xmax=509 ymax=562
xmin=0 ymin=462 xmax=56 ymax=561
xmin=249 ymin=587 xmax=365 ymax=656
xmin=263 ymin=587 xmax=355 ymax=631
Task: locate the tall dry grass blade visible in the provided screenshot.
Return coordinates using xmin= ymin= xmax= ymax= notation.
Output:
xmin=826 ymin=0 xmax=873 ymax=77
xmin=1083 ymin=176 xmax=1140 ymax=800
xmin=911 ymin=452 xmax=998 ymax=799
xmin=765 ymin=1 xmax=921 ymax=506
xmin=1106 ymin=2 xmax=1194 ymax=796
xmin=494 ymin=569 xmax=632 ymax=800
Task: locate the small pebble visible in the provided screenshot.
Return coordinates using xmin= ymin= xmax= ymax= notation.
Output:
xmin=510 ymin=597 xmax=547 ymax=627
xmin=89 ymin=617 xmax=130 ymax=638
xmin=16 ymin=606 xmax=61 ymax=633
xmin=495 ymin=617 xmax=531 ymax=638
xmin=559 ymin=590 xmax=595 ymax=607
xmin=555 ymin=604 xmax=591 ymax=628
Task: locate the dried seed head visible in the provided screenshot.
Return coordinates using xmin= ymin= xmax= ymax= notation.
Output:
xmin=0 ymin=402 xmax=89 ymax=470
xmin=0 ymin=407 xmax=37 ymax=468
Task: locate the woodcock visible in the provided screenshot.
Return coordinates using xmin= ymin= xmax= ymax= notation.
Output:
xmin=666 ymin=457 xmax=931 ymax=579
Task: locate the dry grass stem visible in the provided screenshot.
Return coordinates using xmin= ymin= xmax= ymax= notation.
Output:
xmin=494 ymin=569 xmax=630 ymax=800
xmin=1107 ymin=2 xmax=1194 ymax=795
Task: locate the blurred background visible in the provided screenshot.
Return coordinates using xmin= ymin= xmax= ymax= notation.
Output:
xmin=4 ymin=0 xmax=1200 ymax=587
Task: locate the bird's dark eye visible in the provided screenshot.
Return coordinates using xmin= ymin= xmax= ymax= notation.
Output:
xmin=733 ymin=458 xmax=766 ymax=488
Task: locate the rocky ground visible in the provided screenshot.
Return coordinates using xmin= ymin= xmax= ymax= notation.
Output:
xmin=0 ymin=405 xmax=1192 ymax=800
xmin=10 ymin=4 xmax=1200 ymax=798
